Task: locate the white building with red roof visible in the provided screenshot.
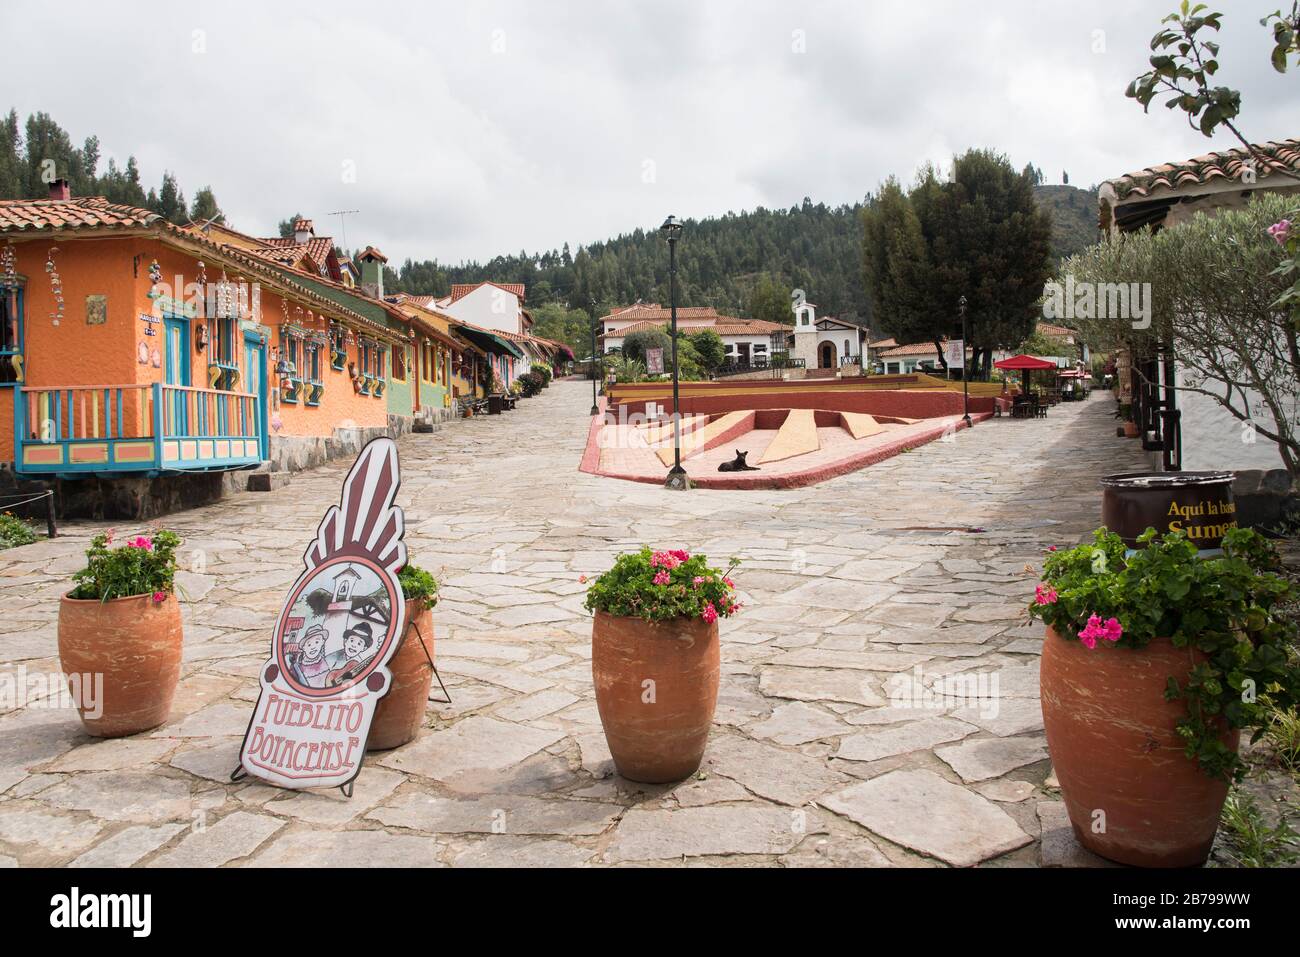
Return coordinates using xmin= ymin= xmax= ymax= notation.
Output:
xmin=598 ymin=302 xmax=788 ymax=368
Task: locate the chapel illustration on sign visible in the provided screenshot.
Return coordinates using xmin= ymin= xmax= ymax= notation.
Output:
xmin=234 ymin=437 xmax=407 ymax=793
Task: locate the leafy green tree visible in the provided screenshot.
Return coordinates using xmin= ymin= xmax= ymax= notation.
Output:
xmin=622 ymin=328 xmax=671 ymax=364
xmin=687 ymin=329 xmax=726 ymax=371
xmin=862 ymin=176 xmax=945 ymax=368
xmin=1064 ymin=193 xmax=1299 ymax=474
xmin=863 ymin=153 xmax=1053 ymax=377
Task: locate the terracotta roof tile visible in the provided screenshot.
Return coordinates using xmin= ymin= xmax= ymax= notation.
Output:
xmin=1036 ymin=322 xmax=1077 ymax=339
xmin=449 ymin=281 xmax=525 ymax=303
xmin=602 ymin=304 xmax=723 ymax=323
xmin=601 ymin=318 xmax=787 ymax=339
xmin=0 ymin=196 xmax=159 ymax=232
xmin=1106 ymin=137 xmax=1300 ymax=200
xmin=879 ymin=340 xmax=945 ymax=358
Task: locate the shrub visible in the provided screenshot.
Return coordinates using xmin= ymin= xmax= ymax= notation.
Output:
xmin=1029 ymin=527 xmax=1300 ymax=781
xmin=584 ymin=547 xmax=741 ymax=624
xmin=686 ymin=330 xmax=726 ymax=372
xmin=398 ymin=563 xmax=440 ymax=605
xmin=0 ymin=513 xmax=37 ymax=550
xmin=69 ymin=530 xmax=182 ymax=602
xmin=622 ymin=328 xmax=671 ymax=364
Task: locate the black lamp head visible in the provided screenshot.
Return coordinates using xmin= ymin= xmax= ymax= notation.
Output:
xmin=659 ymin=215 xmax=683 ymax=239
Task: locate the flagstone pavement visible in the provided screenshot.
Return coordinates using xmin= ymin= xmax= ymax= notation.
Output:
xmin=0 ymin=380 xmax=1150 ymax=868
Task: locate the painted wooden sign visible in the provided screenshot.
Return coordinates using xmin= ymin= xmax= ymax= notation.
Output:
xmin=237 ymin=437 xmax=407 ymax=791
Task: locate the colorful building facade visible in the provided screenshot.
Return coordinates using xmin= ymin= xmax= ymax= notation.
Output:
xmin=0 ymin=190 xmax=551 ymax=505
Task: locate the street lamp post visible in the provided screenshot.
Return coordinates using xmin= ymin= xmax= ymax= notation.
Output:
xmin=660 ymin=215 xmax=688 ymax=490
xmin=589 ymin=298 xmax=599 ymax=416
xmin=959 ymin=294 xmax=971 ymax=427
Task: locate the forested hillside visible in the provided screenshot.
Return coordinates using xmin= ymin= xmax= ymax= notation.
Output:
xmin=388 ymin=185 xmax=1100 ymax=318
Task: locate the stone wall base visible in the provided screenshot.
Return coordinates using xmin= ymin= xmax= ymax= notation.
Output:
xmin=2 ymin=411 xmax=463 ymax=521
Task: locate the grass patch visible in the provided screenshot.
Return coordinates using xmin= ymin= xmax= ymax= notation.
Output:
xmin=1217 ymin=791 xmax=1299 ymax=867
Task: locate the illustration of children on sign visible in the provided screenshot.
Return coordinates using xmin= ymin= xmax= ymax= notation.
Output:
xmin=282 ymin=561 xmax=391 ymax=692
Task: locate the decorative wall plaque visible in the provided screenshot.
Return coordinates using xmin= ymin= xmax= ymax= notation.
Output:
xmin=236 ymin=438 xmax=407 ymax=791
xmin=85 ymin=294 xmax=107 ymax=325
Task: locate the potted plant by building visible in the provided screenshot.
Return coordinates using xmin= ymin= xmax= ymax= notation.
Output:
xmin=1030 ymin=527 xmax=1300 ymax=867
xmin=58 ymin=530 xmax=184 ymax=737
xmin=1115 ymin=401 xmax=1139 ymax=438
xmin=368 ymin=563 xmax=439 ymax=750
xmin=584 ymin=548 xmax=741 ymax=783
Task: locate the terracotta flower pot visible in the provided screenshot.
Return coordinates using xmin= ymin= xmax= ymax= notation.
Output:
xmin=57 ymin=592 xmax=183 ymax=737
xmin=1040 ymin=626 xmax=1238 ymax=867
xmin=591 ymin=609 xmax=719 ymax=783
xmin=368 ymin=600 xmax=434 ymax=751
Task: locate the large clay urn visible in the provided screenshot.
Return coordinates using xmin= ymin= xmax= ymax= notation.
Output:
xmin=368 ymin=600 xmax=434 ymax=751
xmin=57 ymin=592 xmax=183 ymax=737
xmin=591 ymin=609 xmax=719 ymax=783
xmin=1040 ymin=627 xmax=1238 ymax=867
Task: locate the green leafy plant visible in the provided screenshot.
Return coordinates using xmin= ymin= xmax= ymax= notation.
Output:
xmin=398 ymin=563 xmax=439 ymax=605
xmin=1217 ymin=791 xmax=1299 ymax=866
xmin=1265 ymin=704 xmax=1300 ymax=771
xmin=584 ymin=547 xmax=741 ymax=624
xmin=1029 ymin=527 xmax=1300 ymax=781
xmin=69 ymin=530 xmax=182 ymax=602
xmin=0 ymin=513 xmax=38 ymax=550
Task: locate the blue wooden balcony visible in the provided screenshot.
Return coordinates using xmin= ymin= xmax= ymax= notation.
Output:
xmin=14 ymin=382 xmax=263 ymax=479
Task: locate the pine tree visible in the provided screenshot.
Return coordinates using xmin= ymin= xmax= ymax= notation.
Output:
xmin=188 ymin=186 xmax=224 ymax=225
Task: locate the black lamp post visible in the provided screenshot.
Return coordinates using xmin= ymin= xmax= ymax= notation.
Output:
xmin=959 ymin=294 xmax=971 ymax=427
xmin=589 ymin=298 xmax=599 ymax=416
xmin=660 ymin=215 xmax=688 ymax=490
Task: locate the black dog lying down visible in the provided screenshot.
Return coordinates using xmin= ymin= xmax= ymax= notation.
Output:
xmin=718 ymin=450 xmax=759 ymax=472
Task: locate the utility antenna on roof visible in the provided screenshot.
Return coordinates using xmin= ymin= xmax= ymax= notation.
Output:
xmin=327 ymin=210 xmax=360 ymax=254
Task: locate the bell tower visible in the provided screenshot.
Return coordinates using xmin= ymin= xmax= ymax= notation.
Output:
xmin=793 ymin=299 xmax=819 ymax=369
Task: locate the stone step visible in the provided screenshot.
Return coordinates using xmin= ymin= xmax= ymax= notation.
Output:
xmin=247 ymin=471 xmax=292 ymax=492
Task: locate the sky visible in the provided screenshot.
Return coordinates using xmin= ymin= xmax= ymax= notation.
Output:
xmin=3 ymin=1 xmax=1295 ymax=264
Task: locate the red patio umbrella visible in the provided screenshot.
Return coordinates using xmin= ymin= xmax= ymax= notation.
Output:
xmin=994 ymin=354 xmax=1057 ymax=396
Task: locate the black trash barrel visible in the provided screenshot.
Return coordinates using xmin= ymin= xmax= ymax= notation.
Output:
xmin=1100 ymin=471 xmax=1237 ymax=552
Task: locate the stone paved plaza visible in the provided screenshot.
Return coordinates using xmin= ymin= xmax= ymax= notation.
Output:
xmin=0 ymin=380 xmax=1148 ymax=867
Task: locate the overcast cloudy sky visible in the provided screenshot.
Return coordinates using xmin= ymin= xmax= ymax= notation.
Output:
xmin=3 ymin=1 xmax=1294 ymax=263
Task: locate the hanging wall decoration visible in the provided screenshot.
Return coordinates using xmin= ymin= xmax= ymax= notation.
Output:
xmin=235 ymin=438 xmax=407 ymax=793
xmin=0 ymin=241 xmax=17 ymax=288
xmin=147 ymin=259 xmax=162 ymax=301
xmin=45 ymin=247 xmax=64 ymax=326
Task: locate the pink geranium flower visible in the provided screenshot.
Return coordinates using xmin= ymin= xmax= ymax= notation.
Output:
xmin=127 ymin=535 xmax=153 ymax=551
xmin=1078 ymin=613 xmax=1123 ymax=648
xmin=1268 ymin=219 xmax=1292 ymax=246
xmin=692 ymin=576 xmax=705 ymax=587
xmin=653 ymin=570 xmax=670 ymax=586
xmin=578 ymin=575 xmax=588 ymax=584
xmin=650 ymin=551 xmax=682 ymax=570
xmin=701 ymin=602 xmax=718 ymax=624
xmin=152 ymin=591 xmax=166 ymax=603
xmin=1034 ymin=583 xmax=1058 ymax=605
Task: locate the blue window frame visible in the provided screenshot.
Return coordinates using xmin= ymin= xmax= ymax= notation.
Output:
xmin=1 ymin=286 xmax=24 ymax=386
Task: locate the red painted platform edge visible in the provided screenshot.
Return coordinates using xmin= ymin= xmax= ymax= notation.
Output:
xmin=580 ymin=412 xmax=993 ymax=489
xmin=578 ymin=398 xmax=607 ymax=474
